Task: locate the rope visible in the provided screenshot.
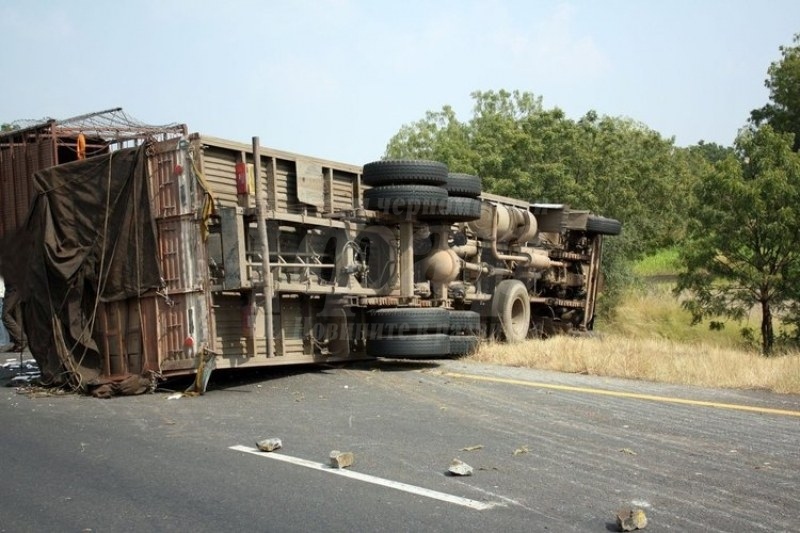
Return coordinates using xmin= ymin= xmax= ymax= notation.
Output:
xmin=67 ymin=150 xmax=116 ymax=387
xmin=189 ymin=146 xmax=216 ymax=241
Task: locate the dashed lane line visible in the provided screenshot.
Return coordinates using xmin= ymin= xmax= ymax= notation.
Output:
xmin=229 ymin=445 xmax=500 ymax=511
xmin=441 ymin=372 xmax=800 ymax=417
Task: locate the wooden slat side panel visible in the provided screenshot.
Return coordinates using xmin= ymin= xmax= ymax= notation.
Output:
xmin=202 ymin=147 xmax=238 ymax=208
xmin=278 ymin=296 xmax=304 ymax=345
xmin=212 ymin=293 xmax=247 ymax=357
xmin=274 ymin=158 xmax=300 ymax=214
xmin=331 ymin=170 xmax=356 ymax=212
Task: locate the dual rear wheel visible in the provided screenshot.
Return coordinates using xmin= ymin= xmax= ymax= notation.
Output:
xmin=365 ymin=307 xmax=480 ymax=359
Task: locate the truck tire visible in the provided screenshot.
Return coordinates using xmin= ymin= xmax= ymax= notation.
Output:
xmin=362 ymin=160 xmax=448 ymax=186
xmin=449 ymin=335 xmax=479 ymax=356
xmin=366 ymin=307 xmax=448 ymax=336
xmin=491 ymin=279 xmax=530 ymax=342
xmin=419 ymin=196 xmax=482 ymax=223
xmin=366 ymin=334 xmax=450 ymax=358
xmin=363 ymin=184 xmax=448 ymax=216
xmin=586 ymin=215 xmax=622 ymax=236
xmin=443 ymin=173 xmax=482 ymax=198
xmin=449 ymin=310 xmax=481 ymax=335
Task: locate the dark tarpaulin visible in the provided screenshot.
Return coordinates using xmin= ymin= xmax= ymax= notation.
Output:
xmin=1 ymin=145 xmax=162 ymax=389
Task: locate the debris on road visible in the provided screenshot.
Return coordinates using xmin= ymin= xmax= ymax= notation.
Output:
xmin=619 ymin=448 xmax=638 ymax=455
xmin=616 ymin=507 xmax=648 ymax=531
xmin=460 ymin=444 xmax=484 ymax=452
xmin=329 ymin=450 xmax=355 ymax=468
xmin=512 ymin=446 xmax=529 ymax=456
xmin=448 ymin=458 xmax=473 ymax=476
xmin=256 ymin=438 xmax=283 ymax=452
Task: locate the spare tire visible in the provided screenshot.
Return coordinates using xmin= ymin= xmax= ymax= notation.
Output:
xmin=362 ymin=160 xmax=448 ymax=186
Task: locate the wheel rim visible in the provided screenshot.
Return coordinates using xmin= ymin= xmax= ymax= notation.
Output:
xmin=510 ymin=296 xmax=527 ymax=337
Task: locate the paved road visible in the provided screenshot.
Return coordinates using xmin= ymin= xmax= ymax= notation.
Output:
xmin=1 ymin=359 xmax=798 ymax=532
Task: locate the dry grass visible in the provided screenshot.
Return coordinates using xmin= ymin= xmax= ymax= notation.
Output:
xmin=468 ymin=335 xmax=800 ymax=395
xmin=466 ymin=277 xmax=800 ymax=395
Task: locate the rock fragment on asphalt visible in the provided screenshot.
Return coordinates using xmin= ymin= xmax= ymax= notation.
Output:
xmin=512 ymin=445 xmax=529 ymax=456
xmin=329 ymin=450 xmax=355 ymax=468
xmin=448 ymin=458 xmax=473 ymax=476
xmin=616 ymin=507 xmax=648 ymax=531
xmin=256 ymin=438 xmax=283 ymax=452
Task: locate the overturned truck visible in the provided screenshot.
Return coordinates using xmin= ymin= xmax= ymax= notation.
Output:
xmin=0 ymin=110 xmax=620 ymax=395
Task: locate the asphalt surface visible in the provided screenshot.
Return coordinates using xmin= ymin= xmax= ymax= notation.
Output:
xmin=1 ymin=358 xmax=798 ymax=532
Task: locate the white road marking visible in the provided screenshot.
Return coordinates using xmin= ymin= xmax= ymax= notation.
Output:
xmin=229 ymin=445 xmax=499 ymax=511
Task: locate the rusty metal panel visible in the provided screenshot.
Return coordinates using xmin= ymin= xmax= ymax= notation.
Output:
xmin=157 ymin=292 xmax=192 ymax=370
xmin=97 ymin=300 xmax=124 ymax=376
xmin=13 ymin=144 xmax=30 ymax=230
xmin=96 ymin=297 xmax=153 ymax=378
xmin=148 ymin=139 xmax=182 ymax=218
xmin=137 ymin=295 xmax=161 ymax=374
xmin=0 ymin=134 xmax=56 ymax=240
xmin=157 ymin=216 xmax=189 ymax=291
xmin=155 ymin=214 xmax=210 ymax=296
xmin=144 ymin=139 xmax=212 ymax=376
xmin=153 ymin=291 xmax=209 ymax=374
xmin=37 ymin=136 xmax=54 ymax=170
xmin=0 ymin=146 xmax=12 ymax=237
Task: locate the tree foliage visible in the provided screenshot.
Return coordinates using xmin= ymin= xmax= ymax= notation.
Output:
xmin=675 ymin=126 xmax=800 ymax=355
xmin=385 ymin=89 xmax=696 ymax=258
xmin=750 ymin=33 xmax=800 ymax=151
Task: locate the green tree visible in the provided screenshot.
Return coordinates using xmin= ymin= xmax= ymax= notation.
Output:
xmin=675 ymin=125 xmax=800 ymax=355
xmin=686 ymin=140 xmax=734 ymax=165
xmin=385 ymin=90 xmax=692 ymax=257
xmin=750 ymin=33 xmax=800 ymax=151
xmin=386 ymin=105 xmax=473 ymax=167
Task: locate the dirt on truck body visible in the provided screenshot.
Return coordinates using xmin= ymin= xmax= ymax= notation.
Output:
xmin=0 ymin=109 xmax=621 ymax=396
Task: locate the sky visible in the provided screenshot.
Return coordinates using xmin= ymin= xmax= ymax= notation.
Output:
xmin=2 ymin=1 xmax=799 ymax=165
